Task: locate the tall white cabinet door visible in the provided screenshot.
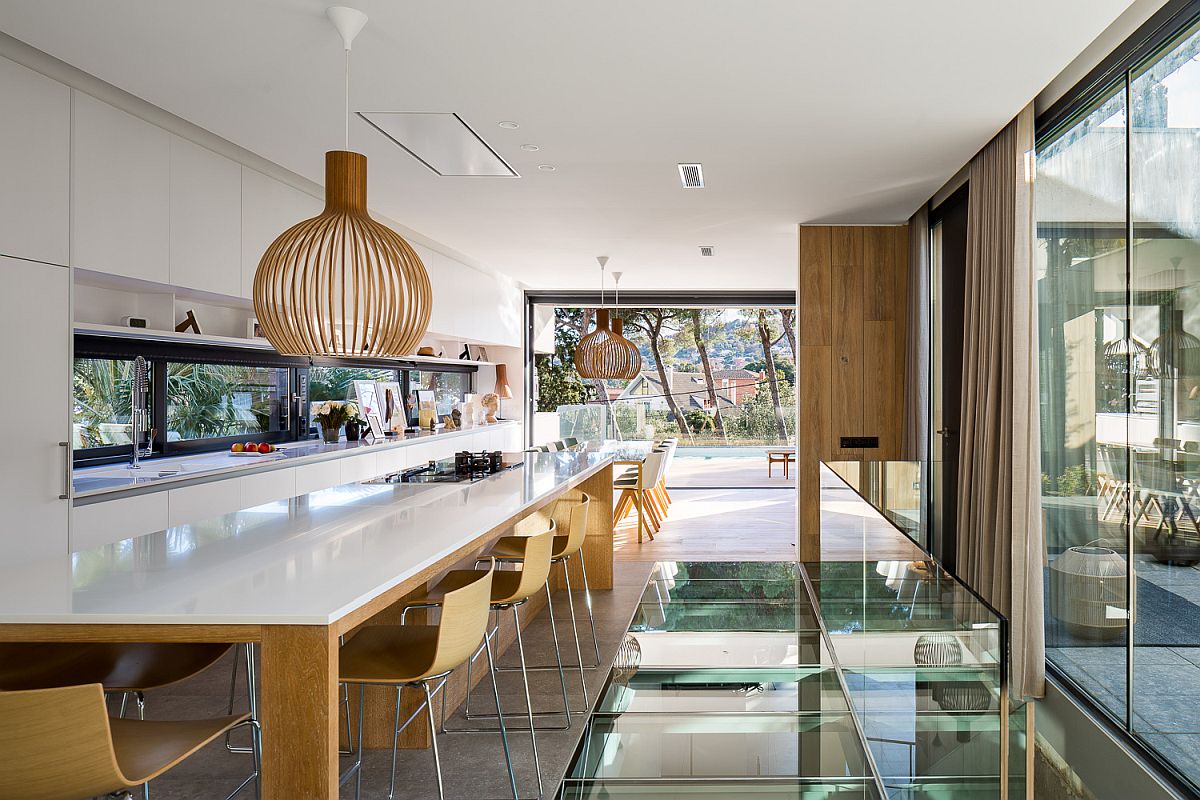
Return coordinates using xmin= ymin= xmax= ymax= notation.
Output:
xmin=240 ymin=167 xmax=321 ymax=298
xmin=170 ymin=136 xmax=241 ymax=296
xmin=0 ymin=58 xmax=70 ymax=267
xmin=0 ymin=256 xmax=69 ymax=562
xmin=71 ymin=91 xmax=170 ymax=282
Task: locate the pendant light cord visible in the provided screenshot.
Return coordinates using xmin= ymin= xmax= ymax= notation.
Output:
xmin=344 ymin=47 xmax=350 ymax=150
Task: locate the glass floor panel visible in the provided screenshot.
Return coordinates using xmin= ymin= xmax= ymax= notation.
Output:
xmin=642 ymin=578 xmax=804 ymax=603
xmin=633 ymin=631 xmax=830 ymax=669
xmin=564 ymin=562 xmax=1010 ymax=799
xmin=632 ymin=601 xmax=820 ymax=633
xmin=597 ymin=668 xmax=850 ymax=714
xmin=652 ymin=562 xmax=802 ymax=583
xmin=857 ymin=712 xmax=1002 ymax=781
xmin=570 ymin=712 xmax=872 ymax=780
xmin=882 ymin=778 xmax=1008 ymax=799
xmin=560 ymin=779 xmax=883 ymax=800
xmin=843 ymin=668 xmax=1001 ymax=715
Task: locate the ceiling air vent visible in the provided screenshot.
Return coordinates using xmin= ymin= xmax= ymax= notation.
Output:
xmin=699 ymin=246 xmax=715 ymax=257
xmin=678 ymin=163 xmax=704 ymax=188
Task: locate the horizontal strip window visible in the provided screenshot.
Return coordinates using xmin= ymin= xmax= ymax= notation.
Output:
xmin=72 ymin=334 xmax=477 ymax=466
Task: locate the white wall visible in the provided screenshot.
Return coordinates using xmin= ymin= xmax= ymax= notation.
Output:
xmin=0 ymin=38 xmax=526 ymax=352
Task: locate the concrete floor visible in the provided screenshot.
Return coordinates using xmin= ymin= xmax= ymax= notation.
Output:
xmin=112 ymin=561 xmax=654 ymax=800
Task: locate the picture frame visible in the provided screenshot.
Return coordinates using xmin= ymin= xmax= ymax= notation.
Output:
xmin=247 ymin=317 xmax=265 ymax=339
xmin=375 ymin=381 xmax=405 ymax=432
xmin=365 ymin=412 xmax=386 ymax=440
xmin=462 ymin=344 xmax=489 ymax=362
xmin=416 ymin=389 xmax=437 ymax=429
xmin=352 ymin=380 xmax=380 ymax=421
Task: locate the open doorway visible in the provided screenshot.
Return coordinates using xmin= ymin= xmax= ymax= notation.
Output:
xmin=526 ymin=293 xmax=797 ymax=560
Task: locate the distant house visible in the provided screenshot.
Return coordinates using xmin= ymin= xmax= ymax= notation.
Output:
xmin=616 ymin=368 xmax=763 ymax=414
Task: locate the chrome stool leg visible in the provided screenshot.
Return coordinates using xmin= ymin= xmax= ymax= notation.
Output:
xmin=577 ymin=549 xmax=602 ymax=665
xmin=560 ymin=557 xmax=590 ymax=707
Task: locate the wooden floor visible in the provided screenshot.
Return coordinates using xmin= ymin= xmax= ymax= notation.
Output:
xmin=613 ymin=467 xmax=923 ymax=563
xmin=667 ymin=456 xmax=796 ymax=489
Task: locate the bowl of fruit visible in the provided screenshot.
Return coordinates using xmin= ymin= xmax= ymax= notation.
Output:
xmin=230 ymin=442 xmax=278 ymax=457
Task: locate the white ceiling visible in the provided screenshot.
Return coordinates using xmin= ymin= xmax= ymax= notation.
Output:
xmin=0 ymin=0 xmax=1136 ymax=290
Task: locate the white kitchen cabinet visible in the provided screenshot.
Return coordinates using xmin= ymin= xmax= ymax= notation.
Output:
xmin=168 ymin=480 xmax=245 ymax=528
xmin=72 ymin=492 xmax=168 ymax=552
xmin=376 ymin=447 xmax=408 ymax=476
xmin=71 ymin=91 xmax=170 ymax=282
xmin=340 ymin=453 xmax=380 ymax=485
xmin=240 ymin=167 xmax=321 ymax=298
xmin=241 ymin=469 xmax=297 ymax=508
xmin=0 ymin=58 xmax=70 ymax=267
xmin=295 ymin=460 xmax=342 ymax=496
xmin=170 ymin=136 xmax=241 ymax=296
xmin=0 ymin=257 xmax=70 ymax=561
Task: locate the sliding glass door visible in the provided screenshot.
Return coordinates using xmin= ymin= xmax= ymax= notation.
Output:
xmin=1037 ymin=14 xmax=1200 ymax=790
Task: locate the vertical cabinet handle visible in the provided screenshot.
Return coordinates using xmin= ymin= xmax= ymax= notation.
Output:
xmin=58 ymin=441 xmax=70 ymax=500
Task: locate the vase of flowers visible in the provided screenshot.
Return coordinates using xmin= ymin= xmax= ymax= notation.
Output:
xmin=314 ymin=401 xmax=357 ymax=444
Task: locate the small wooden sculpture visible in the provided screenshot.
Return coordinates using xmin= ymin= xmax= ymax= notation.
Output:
xmin=480 ymin=392 xmax=500 ymax=424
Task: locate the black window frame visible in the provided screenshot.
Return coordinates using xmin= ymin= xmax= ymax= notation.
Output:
xmin=72 ymin=334 xmax=477 ymax=466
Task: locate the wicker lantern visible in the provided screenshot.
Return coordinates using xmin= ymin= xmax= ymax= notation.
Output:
xmin=1049 ymin=545 xmax=1127 ymax=638
xmin=252 ymin=8 xmax=431 ymax=358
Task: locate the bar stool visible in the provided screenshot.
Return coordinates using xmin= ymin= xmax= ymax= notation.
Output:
xmin=0 ymin=682 xmax=260 ymax=800
xmin=339 ymin=561 xmax=517 ymax=800
xmin=615 ymin=450 xmax=668 ymax=534
xmin=418 ymin=527 xmax=560 ymax=796
xmin=0 ymin=642 xmax=259 ymax=799
xmin=490 ymin=492 xmax=600 ymax=707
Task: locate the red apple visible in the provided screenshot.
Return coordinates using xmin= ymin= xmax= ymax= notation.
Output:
xmin=244 ymin=442 xmax=257 ymax=451
xmin=258 ymin=442 xmax=272 ymax=454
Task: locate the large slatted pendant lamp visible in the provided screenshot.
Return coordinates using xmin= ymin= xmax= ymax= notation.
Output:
xmin=253 ymin=7 xmax=431 ymax=357
xmin=574 ymin=257 xmax=642 ymax=380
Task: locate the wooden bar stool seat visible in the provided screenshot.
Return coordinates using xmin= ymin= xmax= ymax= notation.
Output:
xmin=0 ymin=683 xmax=258 ymax=800
xmin=339 ymin=562 xmax=518 ymax=800
xmin=0 ymin=642 xmax=231 ymax=693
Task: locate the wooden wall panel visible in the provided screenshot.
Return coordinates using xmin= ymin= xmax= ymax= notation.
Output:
xmin=798 ymin=344 xmax=831 ymax=561
xmin=797 ymin=224 xmax=910 ymax=559
xmin=799 ymin=226 xmax=831 ymax=346
xmin=830 ymin=259 xmax=863 ymax=461
xmin=863 ymin=320 xmax=900 ymax=458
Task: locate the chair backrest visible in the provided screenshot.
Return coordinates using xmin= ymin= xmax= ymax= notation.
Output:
xmin=550 ymin=441 xmax=567 ymax=451
xmin=0 ymin=683 xmax=130 ymax=800
xmin=429 ymin=562 xmax=496 ymax=676
xmin=642 ymin=450 xmax=669 ymax=488
xmin=514 ymin=514 xmax=556 ymax=538
xmin=491 ymin=528 xmax=556 ymax=603
xmin=563 ymin=437 xmax=579 ymax=449
xmin=550 ymin=490 xmax=592 ymax=557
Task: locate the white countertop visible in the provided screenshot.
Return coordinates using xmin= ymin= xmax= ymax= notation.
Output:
xmin=72 ymin=420 xmax=521 ymax=501
xmin=1 ymin=451 xmax=609 ymax=626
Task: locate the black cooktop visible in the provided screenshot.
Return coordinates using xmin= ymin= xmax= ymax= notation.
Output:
xmin=381 ymin=452 xmax=523 ymax=484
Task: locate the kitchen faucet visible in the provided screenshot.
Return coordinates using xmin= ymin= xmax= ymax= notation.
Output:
xmin=130 ymin=356 xmax=154 ymax=468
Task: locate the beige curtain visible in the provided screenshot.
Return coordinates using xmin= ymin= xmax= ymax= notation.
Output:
xmin=902 ymin=203 xmax=930 ymax=461
xmin=957 ymin=104 xmax=1045 ymax=700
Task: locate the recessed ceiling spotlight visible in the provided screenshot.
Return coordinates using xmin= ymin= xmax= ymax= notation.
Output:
xmin=498 ymin=120 xmax=520 ymax=129
xmin=521 ymin=144 xmax=540 ymax=152
xmin=537 ymin=164 xmax=556 ymax=172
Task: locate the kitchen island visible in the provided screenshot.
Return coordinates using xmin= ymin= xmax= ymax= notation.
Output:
xmin=0 ymin=450 xmax=615 ymax=799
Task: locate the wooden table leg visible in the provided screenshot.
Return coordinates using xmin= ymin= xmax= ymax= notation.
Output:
xmin=635 ymin=463 xmax=644 ymax=543
xmin=260 ymin=625 xmax=339 ymax=799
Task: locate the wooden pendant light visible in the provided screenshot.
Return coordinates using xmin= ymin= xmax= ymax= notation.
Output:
xmin=574 ymin=257 xmax=643 ymax=380
xmin=252 ymin=7 xmax=431 ymax=358
xmin=253 ymin=150 xmax=431 ymax=357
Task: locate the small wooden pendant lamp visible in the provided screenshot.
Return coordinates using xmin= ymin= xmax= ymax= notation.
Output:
xmin=574 ymin=257 xmax=642 ymax=380
xmin=253 ymin=7 xmax=431 ymax=358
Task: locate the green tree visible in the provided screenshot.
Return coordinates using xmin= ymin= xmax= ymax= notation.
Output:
xmin=689 ymin=309 xmax=727 ymax=440
xmin=624 ymin=309 xmax=692 ymax=436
